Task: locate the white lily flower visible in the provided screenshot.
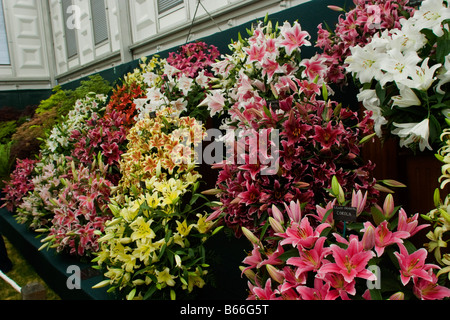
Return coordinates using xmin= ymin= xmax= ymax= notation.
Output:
xmin=392 ymin=118 xmax=432 ymax=151
xmin=357 ymin=89 xmax=388 ymax=137
xmin=411 ymin=0 xmax=450 ymax=37
xmin=391 ymin=85 xmax=421 ymax=108
xmin=378 ymin=48 xmax=422 ymax=86
xmin=397 ymin=58 xmax=441 ymax=91
xmin=345 ymin=44 xmax=385 ymax=83
xmin=437 ymin=54 xmax=450 ymax=94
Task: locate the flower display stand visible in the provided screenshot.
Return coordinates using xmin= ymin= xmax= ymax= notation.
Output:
xmin=0 ymin=207 xmax=110 ymax=300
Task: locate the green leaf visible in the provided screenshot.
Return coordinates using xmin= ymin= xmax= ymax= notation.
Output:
xmin=369 ymin=289 xmax=382 ymax=300
xmin=371 ymin=206 xmax=386 ymax=225
xmin=277 ymin=248 xmax=299 ymax=262
xmin=436 ymin=27 xmax=450 ymax=64
xmin=263 ymin=105 xmax=272 ymax=118
xmin=212 ymin=226 xmax=224 ymax=236
xmin=321 ymin=209 xmax=333 ymax=224
xmin=143 ymin=285 xmax=157 ymax=300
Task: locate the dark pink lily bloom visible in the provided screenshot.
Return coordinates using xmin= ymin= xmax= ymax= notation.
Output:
xmin=296 ymin=278 xmax=339 ymax=300
xmin=394 ymin=243 xmax=438 ymax=286
xmin=413 ymin=269 xmax=450 ymax=300
xmin=318 ymin=236 xmax=376 ymax=283
xmin=397 ymin=208 xmax=430 ymax=237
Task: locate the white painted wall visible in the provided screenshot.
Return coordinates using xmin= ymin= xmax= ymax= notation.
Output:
xmin=0 ymin=0 xmax=51 ymax=90
xmin=0 ymin=0 xmax=309 ymax=89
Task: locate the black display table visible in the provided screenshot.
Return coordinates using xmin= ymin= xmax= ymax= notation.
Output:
xmin=0 ymin=207 xmax=111 ymax=300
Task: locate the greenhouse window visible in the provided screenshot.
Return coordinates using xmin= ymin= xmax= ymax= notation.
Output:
xmin=0 ymin=1 xmax=10 ymax=65
xmin=90 ymin=0 xmax=109 ymax=45
xmin=157 ymin=0 xmax=184 ymax=14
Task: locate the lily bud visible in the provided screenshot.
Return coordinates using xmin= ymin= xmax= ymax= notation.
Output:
xmin=201 ymin=188 xmax=221 ymax=195
xmin=293 ymin=181 xmax=310 ymax=188
xmin=266 ymin=264 xmax=284 ymax=284
xmin=433 ymin=188 xmax=441 ymax=207
xmin=383 ymin=194 xmax=395 ymax=218
xmin=271 ymin=205 xmax=284 ymax=224
xmin=92 ymin=279 xmax=111 ymax=289
xmin=175 ymin=254 xmax=182 ymax=268
xmin=361 ymin=223 xmax=375 ymax=251
xmin=239 ymin=266 xmax=256 ymax=282
xmin=327 ymin=5 xmax=344 ymax=11
xmin=351 ymin=190 xmax=367 ymax=216
xmin=230 ymin=197 xmax=241 ymax=205
xmin=388 ymin=292 xmax=405 ymax=300
xmin=269 ymin=217 xmax=284 ymax=234
xmin=242 ymin=227 xmax=261 ymax=246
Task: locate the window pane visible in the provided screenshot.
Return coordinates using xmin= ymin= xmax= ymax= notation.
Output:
xmin=0 ymin=1 xmax=10 ymax=65
xmin=91 ymin=0 xmax=108 ymax=45
xmin=157 ymin=0 xmax=183 ymax=14
xmin=62 ymin=0 xmax=78 ymax=58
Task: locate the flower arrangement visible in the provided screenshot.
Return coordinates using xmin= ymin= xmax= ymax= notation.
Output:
xmin=15 ymin=155 xmax=67 ymax=230
xmin=9 ymin=94 xmax=109 ymax=230
xmin=93 ymin=108 xmax=219 ymax=300
xmin=167 ymin=41 xmax=220 ymax=78
xmin=105 ymin=57 xmax=158 ymax=128
xmin=133 ymin=43 xmax=220 ymax=123
xmin=117 ymin=107 xmax=206 ymax=192
xmin=240 ymin=178 xmax=450 ymax=300
xmin=70 ymin=109 xmax=129 ymax=185
xmin=201 ymin=18 xmax=379 ymax=238
xmin=1 ymin=158 xmax=37 ymax=212
xmin=41 ymin=94 xmax=108 ymax=157
xmin=38 ymin=157 xmax=113 ymax=257
xmin=345 ymin=0 xmax=450 ymax=152
xmin=315 ymin=0 xmax=415 ymax=85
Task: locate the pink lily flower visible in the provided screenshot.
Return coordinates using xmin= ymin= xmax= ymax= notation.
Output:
xmin=250 ymin=278 xmax=281 ymax=300
xmin=245 ymin=44 xmax=266 ymax=63
xmin=310 ymin=199 xmax=336 ymax=224
xmin=287 ymin=237 xmax=331 ymax=278
xmin=279 ymin=21 xmax=311 ymax=55
xmin=397 ymin=208 xmax=430 ymax=237
xmin=277 ymin=216 xmax=330 ymax=249
xmin=319 ymin=272 xmax=356 ymax=300
xmin=241 ymin=244 xmax=263 ymax=275
xmin=296 ymin=278 xmax=339 ymax=300
xmin=283 ymin=200 xmax=302 ymax=223
xmin=261 ymin=57 xmax=282 ymax=82
xmin=351 ymin=189 xmax=367 ymax=216
xmin=373 ymin=221 xmax=410 ymax=257
xmin=413 ymin=269 xmax=450 ymax=300
xmin=318 ymin=236 xmax=376 ymax=283
xmin=278 ymin=266 xmax=306 ymax=294
xmin=258 ymin=243 xmax=285 ymax=268
xmin=394 ymin=243 xmax=437 ymax=286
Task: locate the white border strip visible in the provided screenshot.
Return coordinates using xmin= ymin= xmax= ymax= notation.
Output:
xmin=0 ymin=269 xmax=21 ymax=293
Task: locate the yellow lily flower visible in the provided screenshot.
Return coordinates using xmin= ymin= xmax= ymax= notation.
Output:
xmin=155 ymin=267 xmax=177 ymax=287
xmin=130 ymin=217 xmax=156 ymax=241
xmin=176 ymin=219 xmax=194 ymax=237
xmin=195 ymin=213 xmax=213 ymax=234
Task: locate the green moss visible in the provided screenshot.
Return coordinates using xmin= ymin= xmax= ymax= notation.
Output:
xmin=0 ymin=237 xmax=60 ymax=300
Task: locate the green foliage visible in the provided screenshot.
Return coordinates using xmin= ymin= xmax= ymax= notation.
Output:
xmin=0 ymin=121 xmax=17 ymax=144
xmin=0 ymin=141 xmax=12 ymax=186
xmin=9 ymin=73 xmax=112 ymax=166
xmin=35 ymin=74 xmax=112 ymax=119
